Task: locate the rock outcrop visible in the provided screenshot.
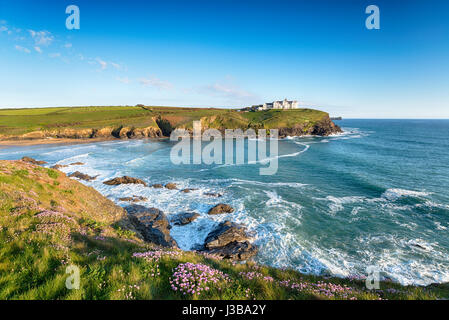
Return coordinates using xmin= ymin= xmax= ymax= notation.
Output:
xmin=125 ymin=205 xmax=177 ymax=248
xmin=277 ymin=116 xmax=342 ymax=138
xmin=51 ymin=164 xmax=68 ymax=170
xmin=165 ymin=183 xmax=178 ymax=190
xmin=170 ymin=212 xmax=200 ymax=226
xmin=118 ymin=195 xmax=148 ymax=203
xmin=69 ymin=162 xmax=85 ymax=166
xmin=208 ymin=203 xmax=234 ymax=215
xmin=205 ymin=241 xmax=258 ymax=261
xmin=204 ymin=192 xmax=223 ymax=197
xmin=151 ymin=184 xmax=163 ymax=189
xmin=103 ymin=176 xmax=147 ymax=187
xmin=20 ymin=156 xmax=47 ymax=165
xmin=204 ymin=221 xmax=249 ymax=249
xmin=68 ymin=171 xmax=97 ymax=181
xmin=201 ymin=221 xmax=257 ymax=260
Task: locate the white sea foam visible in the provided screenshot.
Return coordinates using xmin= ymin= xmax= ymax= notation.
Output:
xmin=382 ymin=188 xmax=432 ymax=201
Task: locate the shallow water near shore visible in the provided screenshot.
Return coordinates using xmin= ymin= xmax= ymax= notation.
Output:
xmin=2 ymin=119 xmax=449 ymax=286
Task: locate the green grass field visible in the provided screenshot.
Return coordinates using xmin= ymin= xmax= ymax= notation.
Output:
xmin=1 ymin=160 xmax=448 ymax=300
xmin=0 ymin=106 xmax=330 ymax=137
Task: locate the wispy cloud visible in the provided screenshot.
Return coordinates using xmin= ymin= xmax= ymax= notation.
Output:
xmin=199 ymin=81 xmax=256 ymax=102
xmin=49 ymin=52 xmax=61 ymax=58
xmin=110 ymin=62 xmax=121 ymax=70
xmin=96 ymin=58 xmax=107 ymax=70
xmin=34 ymin=46 xmax=42 ymax=53
xmin=64 ymin=43 xmax=72 ymax=49
xmin=28 ymin=30 xmax=54 ymax=46
xmin=116 ymin=76 xmax=130 ymax=84
xmin=139 ymin=77 xmax=174 ymax=90
xmin=0 ymin=26 xmax=7 ymax=32
xmin=15 ymin=45 xmax=31 ymax=53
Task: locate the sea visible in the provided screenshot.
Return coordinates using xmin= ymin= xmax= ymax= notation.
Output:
xmin=1 ymin=119 xmax=448 ymax=286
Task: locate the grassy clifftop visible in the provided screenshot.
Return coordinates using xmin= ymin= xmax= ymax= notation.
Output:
xmin=0 ymin=160 xmax=447 ymax=300
xmin=0 ymin=106 xmax=340 ymax=140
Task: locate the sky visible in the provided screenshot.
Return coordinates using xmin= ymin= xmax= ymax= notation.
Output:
xmin=0 ymin=0 xmax=448 ymax=118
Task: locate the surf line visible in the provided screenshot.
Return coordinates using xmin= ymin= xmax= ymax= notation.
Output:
xmin=198 ymin=139 xmax=310 ymax=172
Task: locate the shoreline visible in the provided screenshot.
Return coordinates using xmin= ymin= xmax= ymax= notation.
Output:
xmin=0 ymin=137 xmax=169 ymax=148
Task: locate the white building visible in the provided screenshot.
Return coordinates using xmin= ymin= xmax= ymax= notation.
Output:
xmin=253 ymin=98 xmax=299 ymax=111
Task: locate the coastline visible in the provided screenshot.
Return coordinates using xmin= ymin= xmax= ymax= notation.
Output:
xmin=0 ymin=137 xmax=170 ymax=148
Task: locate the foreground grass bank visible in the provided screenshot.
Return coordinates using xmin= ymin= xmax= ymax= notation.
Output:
xmin=0 ymin=160 xmax=447 ymax=300
xmin=0 ymin=106 xmax=340 ymax=140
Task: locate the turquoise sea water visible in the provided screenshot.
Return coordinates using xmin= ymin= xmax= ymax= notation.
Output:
xmin=2 ymin=119 xmax=449 ymax=285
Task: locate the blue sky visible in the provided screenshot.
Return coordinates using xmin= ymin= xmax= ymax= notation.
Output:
xmin=0 ymin=0 xmax=448 ymax=118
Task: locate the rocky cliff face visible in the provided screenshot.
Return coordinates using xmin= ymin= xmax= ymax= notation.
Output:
xmin=14 ymin=125 xmax=163 ymax=140
xmin=277 ymin=116 xmax=342 ymax=138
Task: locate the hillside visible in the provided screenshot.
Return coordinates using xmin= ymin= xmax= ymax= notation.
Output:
xmin=0 ymin=159 xmax=448 ymax=300
xmin=0 ymin=106 xmax=341 ymax=141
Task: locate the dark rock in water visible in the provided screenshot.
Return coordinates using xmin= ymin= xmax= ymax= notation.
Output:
xmin=181 ymin=188 xmax=198 ymax=193
xmin=165 ymin=183 xmax=178 ymax=190
xmin=151 ymin=184 xmax=163 ymax=189
xmin=68 ymin=171 xmax=97 ymax=181
xmin=208 ymin=203 xmax=234 ymax=215
xmin=170 ymin=212 xmax=200 ymax=226
xmin=204 ymin=241 xmax=258 ymax=261
xmin=51 ymin=164 xmax=68 ymax=170
xmin=204 ymin=221 xmax=249 ymax=248
xmin=125 ymin=205 xmax=177 ymax=248
xmin=200 ymin=221 xmax=257 ymax=260
xmin=69 ymin=162 xmax=85 ymax=166
xmin=411 ymin=243 xmax=427 ymax=250
xmin=118 ymin=195 xmax=148 ymax=203
xmin=20 ymin=156 xmax=47 ymax=165
xmin=103 ymin=176 xmax=147 ymax=187
xmin=204 ymin=192 xmax=223 ymax=197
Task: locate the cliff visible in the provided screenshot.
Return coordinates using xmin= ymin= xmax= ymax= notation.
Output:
xmin=0 ymin=106 xmax=341 ymax=141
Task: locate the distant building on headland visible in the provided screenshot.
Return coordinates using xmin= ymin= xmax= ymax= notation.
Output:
xmin=241 ymin=98 xmax=299 ymax=112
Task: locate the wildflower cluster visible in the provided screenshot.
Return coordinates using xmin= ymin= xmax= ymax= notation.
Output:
xmin=170 ymin=262 xmax=230 ymax=296
xmin=35 ymin=210 xmax=76 ymax=224
xmin=117 ymin=284 xmax=141 ymax=300
xmin=133 ymin=250 xmax=181 ymax=277
xmin=239 ymin=271 xmax=274 ymax=282
xmin=132 ymin=250 xmax=181 ymax=261
xmin=279 ymin=279 xmax=362 ymax=299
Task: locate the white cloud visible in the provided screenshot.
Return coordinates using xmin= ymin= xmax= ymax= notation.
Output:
xmin=200 ymin=81 xmax=256 ymax=102
xmin=64 ymin=43 xmax=72 ymax=48
xmin=15 ymin=45 xmax=31 ymax=53
xmin=34 ymin=46 xmax=42 ymax=53
xmin=139 ymin=77 xmax=173 ymax=90
xmin=49 ymin=52 xmax=61 ymax=58
xmin=110 ymin=62 xmax=120 ymax=70
xmin=116 ymin=76 xmax=130 ymax=84
xmin=28 ymin=30 xmax=54 ymax=46
xmin=96 ymin=58 xmax=107 ymax=70
xmin=0 ymin=26 xmax=7 ymax=32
